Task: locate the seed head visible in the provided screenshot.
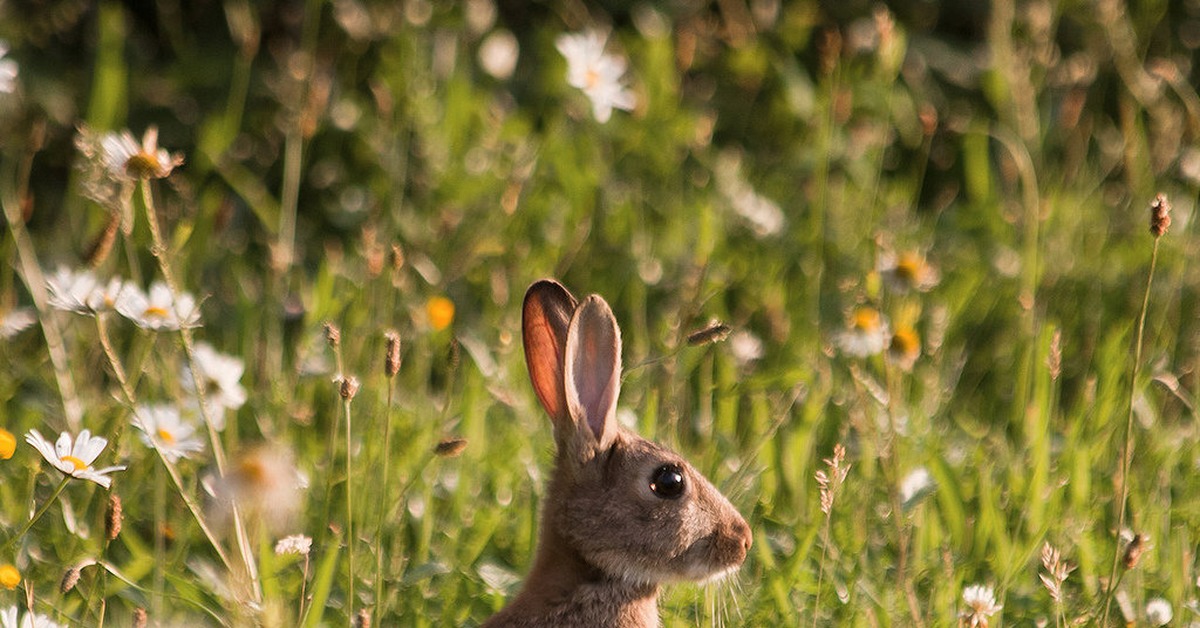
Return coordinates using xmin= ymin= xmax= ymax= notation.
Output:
xmin=339 ymin=375 xmax=360 ymax=400
xmin=60 ymin=565 xmax=82 ymax=593
xmin=686 ymin=321 xmax=732 ymax=346
xmin=132 ymin=608 xmax=148 ymax=628
xmin=105 ymin=493 xmax=123 ymax=541
xmin=385 ymin=331 xmax=402 ymax=377
xmin=1122 ymin=532 xmax=1149 ymax=569
xmin=323 ymin=321 xmax=341 ymax=349
xmin=353 ymin=609 xmax=372 ymax=628
xmin=435 ymin=438 xmax=468 ymax=457
xmin=1149 ymin=193 xmax=1171 ymax=237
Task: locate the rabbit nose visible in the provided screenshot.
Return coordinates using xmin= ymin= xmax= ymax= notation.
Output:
xmin=735 ymin=518 xmax=752 ymax=553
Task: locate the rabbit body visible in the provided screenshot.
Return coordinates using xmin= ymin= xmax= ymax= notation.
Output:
xmin=483 ymin=280 xmax=752 ymax=628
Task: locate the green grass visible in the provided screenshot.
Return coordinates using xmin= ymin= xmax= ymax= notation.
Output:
xmin=1 ymin=1 xmax=1198 ymax=626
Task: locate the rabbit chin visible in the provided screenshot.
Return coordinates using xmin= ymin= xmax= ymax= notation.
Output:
xmin=593 ymin=554 xmax=741 ymax=588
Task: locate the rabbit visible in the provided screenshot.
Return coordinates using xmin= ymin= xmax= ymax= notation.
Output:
xmin=483 ymin=279 xmax=753 ymax=627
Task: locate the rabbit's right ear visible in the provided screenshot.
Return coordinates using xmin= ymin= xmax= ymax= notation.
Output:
xmin=523 ymin=280 xmax=578 ymax=424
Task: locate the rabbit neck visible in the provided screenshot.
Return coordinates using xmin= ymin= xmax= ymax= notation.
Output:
xmin=502 ymin=524 xmax=660 ymax=626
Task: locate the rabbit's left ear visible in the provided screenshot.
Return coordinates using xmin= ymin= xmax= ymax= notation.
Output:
xmin=564 ymin=294 xmax=621 ymax=452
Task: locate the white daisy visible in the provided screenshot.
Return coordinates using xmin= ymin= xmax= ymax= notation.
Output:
xmin=115 ymin=281 xmax=201 ymax=331
xmin=555 ymin=31 xmax=636 ymax=123
xmin=0 ymin=605 xmax=65 ymax=628
xmin=835 ymin=307 xmax=889 ymax=358
xmin=877 ymin=250 xmax=940 ymax=293
xmin=101 ymin=126 xmax=183 ymax=180
xmin=214 ymin=445 xmax=307 ymax=532
xmin=45 ymin=266 xmax=126 ymax=314
xmin=961 ymin=584 xmax=1002 ymax=627
xmin=0 ymin=308 xmax=36 ymax=339
xmin=133 ymin=404 xmax=205 ymax=463
xmin=24 ymin=429 xmax=126 ymax=489
xmin=181 ymin=342 xmax=247 ymax=430
xmin=0 ymin=41 xmax=18 ymax=94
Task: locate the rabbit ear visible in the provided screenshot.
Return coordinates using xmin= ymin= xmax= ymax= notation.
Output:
xmin=564 ymin=295 xmax=621 ymax=451
xmin=523 ymin=280 xmax=578 ymax=423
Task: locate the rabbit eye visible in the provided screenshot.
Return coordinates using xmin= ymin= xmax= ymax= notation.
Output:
xmin=649 ymin=464 xmax=686 ymax=500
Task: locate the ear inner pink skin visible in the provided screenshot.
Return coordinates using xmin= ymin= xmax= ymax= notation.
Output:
xmin=522 ymin=280 xmax=578 ymax=423
xmin=564 ymin=296 xmax=620 ymax=450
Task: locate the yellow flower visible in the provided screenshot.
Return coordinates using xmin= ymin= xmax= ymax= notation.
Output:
xmin=0 ymin=428 xmax=15 ymax=459
xmin=0 ymin=563 xmax=19 ymax=589
xmin=888 ymin=327 xmax=921 ymax=371
xmin=426 ymin=296 xmax=455 ymax=332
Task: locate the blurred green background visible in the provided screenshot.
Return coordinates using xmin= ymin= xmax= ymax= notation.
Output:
xmin=1 ymin=0 xmax=1198 ymax=625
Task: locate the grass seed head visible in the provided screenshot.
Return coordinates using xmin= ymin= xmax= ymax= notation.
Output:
xmin=385 ymin=330 xmax=402 ymax=377
xmin=435 ymin=437 xmax=468 ymax=458
xmin=1149 ymin=193 xmax=1171 ymax=237
xmin=59 ymin=565 xmax=81 ymax=594
xmin=105 ymin=493 xmax=123 ymax=541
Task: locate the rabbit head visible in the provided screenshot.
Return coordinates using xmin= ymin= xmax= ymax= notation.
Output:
xmin=487 ymin=279 xmax=751 ymax=625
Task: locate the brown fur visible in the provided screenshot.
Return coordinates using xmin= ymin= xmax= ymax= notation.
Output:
xmin=483 ymin=280 xmax=752 ymax=628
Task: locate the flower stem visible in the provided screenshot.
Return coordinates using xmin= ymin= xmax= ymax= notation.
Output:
xmin=1100 ymin=236 xmax=1160 ymax=625
xmin=374 ymin=380 xmax=397 ymax=621
xmin=344 ymin=394 xmax=356 ymax=619
xmin=3 ymin=477 xmax=70 ymax=551
xmin=137 ymin=179 xmax=261 ymax=602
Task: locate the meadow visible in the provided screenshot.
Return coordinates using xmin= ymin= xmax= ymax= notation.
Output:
xmin=0 ymin=0 xmax=1198 ymax=626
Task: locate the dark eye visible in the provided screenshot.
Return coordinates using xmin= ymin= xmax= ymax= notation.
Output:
xmin=649 ymin=464 xmax=686 ymax=500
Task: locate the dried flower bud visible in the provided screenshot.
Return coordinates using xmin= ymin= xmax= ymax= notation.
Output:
xmin=353 ymin=609 xmax=372 ymax=628
xmin=132 ymin=608 xmax=148 ymax=628
xmin=390 ymin=244 xmax=405 ymax=272
xmin=385 ymin=331 xmax=402 ymax=377
xmin=105 ymin=494 xmax=123 ymax=541
xmin=686 ymin=322 xmax=732 ymax=346
xmin=1149 ymin=193 xmax=1171 ymax=237
xmin=339 ymin=375 xmax=360 ymax=400
xmin=1122 ymin=532 xmax=1149 ymax=569
xmin=434 ymin=438 xmax=468 ymax=458
xmin=1047 ymin=329 xmax=1062 ymax=381
xmin=323 ymin=321 xmax=341 ymax=349
xmin=60 ymin=565 xmax=82 ymax=594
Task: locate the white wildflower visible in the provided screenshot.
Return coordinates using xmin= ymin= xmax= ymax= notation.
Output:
xmin=115 ymin=281 xmax=201 ymax=331
xmin=181 ymin=342 xmax=247 ymax=430
xmin=555 ymin=31 xmax=636 ymax=123
xmin=835 ymin=307 xmax=889 ymax=358
xmin=46 ymin=266 xmax=126 ymax=314
xmin=133 ymin=404 xmax=205 ymax=463
xmin=961 ymin=584 xmax=1002 ymax=627
xmin=101 ymin=126 xmax=183 ymax=180
xmin=25 ymin=429 xmax=126 ymax=489
xmin=1 ymin=605 xmax=66 ymax=628
xmin=274 ymin=534 xmax=313 ymax=556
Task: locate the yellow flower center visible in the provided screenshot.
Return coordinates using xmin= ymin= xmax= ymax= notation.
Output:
xmin=60 ymin=455 xmax=88 ymax=471
xmin=157 ymin=428 xmax=176 ymax=445
xmin=584 ymin=67 xmax=601 ymax=89
xmin=890 ymin=328 xmax=920 ymax=356
xmin=852 ymin=307 xmax=881 ymax=332
xmin=143 ymin=306 xmax=169 ymax=318
xmin=125 ymin=152 xmax=162 ymax=179
xmin=894 ymin=253 xmax=922 ymax=282
xmin=0 ymin=563 xmax=20 ymax=590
